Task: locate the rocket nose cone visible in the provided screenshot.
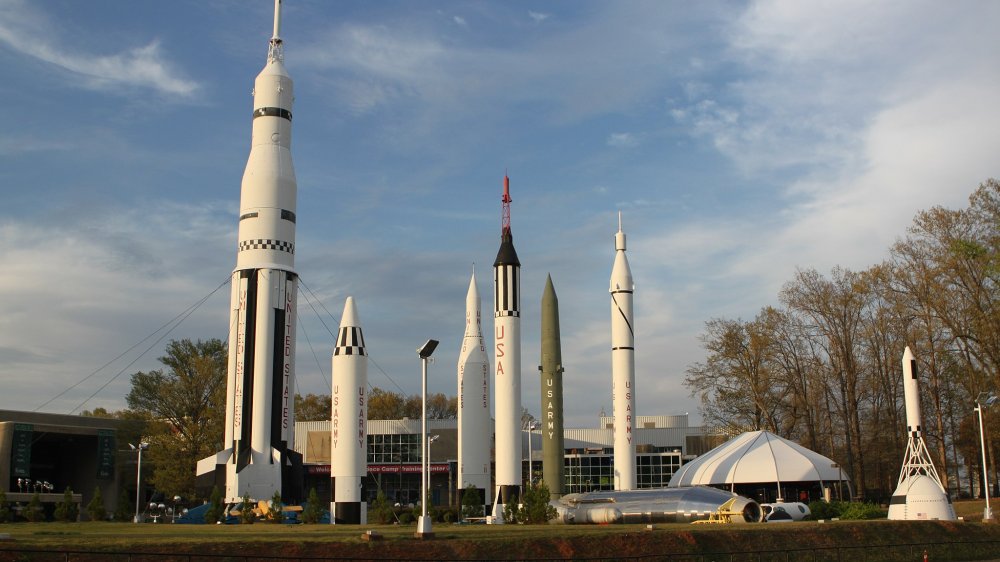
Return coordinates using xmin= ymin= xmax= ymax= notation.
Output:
xmin=902 ymin=346 xmax=914 ymax=362
xmin=340 ymin=296 xmax=361 ymax=327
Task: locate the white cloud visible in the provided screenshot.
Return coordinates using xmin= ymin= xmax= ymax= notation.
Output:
xmin=0 ymin=0 xmax=198 ymax=96
xmin=453 ymin=15 xmax=467 ymax=27
xmin=607 ymin=132 xmax=638 ymax=148
xmin=528 ymin=11 xmax=550 ymax=24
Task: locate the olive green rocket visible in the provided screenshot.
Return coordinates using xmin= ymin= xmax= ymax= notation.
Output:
xmin=539 ymin=274 xmax=565 ymax=498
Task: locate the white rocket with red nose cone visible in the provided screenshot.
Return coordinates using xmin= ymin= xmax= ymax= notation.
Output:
xmin=331 ymin=297 xmax=368 ymax=524
xmin=610 ymin=212 xmax=636 ymax=491
xmin=492 ymin=175 xmax=522 ymax=521
xmin=196 ymin=0 xmax=302 ymax=504
xmin=887 ymin=346 xmax=955 ymax=520
xmin=457 ymin=269 xmax=491 ymax=513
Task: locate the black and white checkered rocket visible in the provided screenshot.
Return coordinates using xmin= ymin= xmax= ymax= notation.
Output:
xmin=197 ymin=0 xmax=303 ymax=504
xmin=331 ymin=296 xmax=368 ymax=524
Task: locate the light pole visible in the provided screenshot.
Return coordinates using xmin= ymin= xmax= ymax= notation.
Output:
xmin=416 ymin=339 xmax=439 ymax=539
xmin=526 ymin=420 xmax=540 ymax=487
xmin=976 ymin=392 xmax=998 ymax=522
xmin=129 ymin=442 xmax=149 ymax=523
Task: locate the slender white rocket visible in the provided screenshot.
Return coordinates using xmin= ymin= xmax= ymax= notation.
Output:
xmin=331 ymin=297 xmax=368 ymax=524
xmin=458 ymin=269 xmax=491 ymax=509
xmin=493 ymin=175 xmax=522 ymax=520
xmin=610 ymin=212 xmax=636 ymax=491
xmin=199 ymin=0 xmax=301 ymax=504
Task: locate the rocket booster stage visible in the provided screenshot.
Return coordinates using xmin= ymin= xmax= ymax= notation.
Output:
xmin=331 ymin=297 xmax=368 ymax=524
xmin=493 ymin=175 xmax=522 ymax=520
xmin=458 ymin=270 xmax=491 ymax=508
xmin=610 ymin=212 xmax=636 ymax=491
xmin=197 ymin=0 xmax=302 ymax=503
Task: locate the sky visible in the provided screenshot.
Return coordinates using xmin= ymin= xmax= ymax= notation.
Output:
xmin=1 ymin=0 xmax=998 ymax=429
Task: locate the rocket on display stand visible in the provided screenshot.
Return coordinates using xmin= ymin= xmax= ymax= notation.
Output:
xmin=457 ymin=269 xmax=491 ymax=514
xmin=887 ymin=346 xmax=955 ymax=520
xmin=492 ymin=175 xmax=522 ymax=522
xmin=610 ymin=212 xmax=636 ymax=491
xmin=330 ymin=297 xmax=368 ymax=524
xmin=196 ymin=0 xmax=303 ymax=503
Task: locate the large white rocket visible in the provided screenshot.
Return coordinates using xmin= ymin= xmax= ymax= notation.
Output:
xmin=197 ymin=0 xmax=302 ymax=503
xmin=887 ymin=346 xmax=955 ymax=520
xmin=457 ymin=270 xmax=491 ymax=512
xmin=610 ymin=212 xmax=636 ymax=491
xmin=492 ymin=175 xmax=522 ymax=520
xmin=330 ymin=297 xmax=368 ymax=524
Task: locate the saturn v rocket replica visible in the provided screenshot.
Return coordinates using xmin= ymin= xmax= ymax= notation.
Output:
xmin=197 ymin=0 xmax=303 ymax=503
xmin=887 ymin=346 xmax=956 ymax=520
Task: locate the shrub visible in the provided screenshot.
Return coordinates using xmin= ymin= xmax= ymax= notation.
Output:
xmin=808 ymin=500 xmax=841 ymax=520
xmin=301 ymin=488 xmax=324 ymax=524
xmin=265 ymin=491 xmax=284 ymax=523
xmin=370 ymin=489 xmax=392 ymax=524
xmin=86 ymin=487 xmax=107 ymax=521
xmin=518 ymin=481 xmax=556 ymax=524
xmin=443 ymin=509 xmax=456 ymax=523
xmin=0 ymin=490 xmax=11 ymax=523
xmin=238 ymin=493 xmax=256 ymax=524
xmin=24 ymin=493 xmax=45 ymax=522
xmin=398 ymin=511 xmax=414 ymax=524
xmin=53 ymin=488 xmax=79 ymax=522
xmin=115 ymin=488 xmax=132 ymax=522
xmin=502 ymin=498 xmax=519 ymax=524
xmin=204 ymin=486 xmax=224 ymax=524
xmin=460 ymin=485 xmax=484 ymax=521
xmin=839 ymin=501 xmax=886 ymax=520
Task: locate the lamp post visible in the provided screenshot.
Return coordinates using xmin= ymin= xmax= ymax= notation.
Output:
xmin=416 ymin=339 xmax=439 ymax=539
xmin=129 ymin=442 xmax=149 ymax=523
xmin=526 ymin=420 xmax=540 ymax=487
xmin=976 ymin=392 xmax=998 ymax=521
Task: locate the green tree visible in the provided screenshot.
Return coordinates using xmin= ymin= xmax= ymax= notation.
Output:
xmin=204 ymin=485 xmax=224 ymax=524
xmin=126 ymin=338 xmax=227 ymax=500
xmin=518 ymin=481 xmax=556 ymax=524
xmin=460 ymin=485 xmax=483 ymax=520
xmin=295 ymin=393 xmax=331 ymax=421
xmin=300 ymin=487 xmax=324 ymax=524
xmin=370 ymin=488 xmax=392 ymax=524
xmin=53 ymin=487 xmax=79 ymax=522
xmin=0 ymin=490 xmax=10 ymax=523
xmin=24 ymin=492 xmax=44 ymax=522
xmin=266 ymin=490 xmax=284 ymax=523
xmin=86 ymin=487 xmax=106 ymax=522
xmin=115 ymin=488 xmax=132 ymax=521
xmin=238 ymin=493 xmax=256 ymax=524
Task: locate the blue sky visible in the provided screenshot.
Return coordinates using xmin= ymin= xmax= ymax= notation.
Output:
xmin=1 ymin=0 xmax=997 ymax=428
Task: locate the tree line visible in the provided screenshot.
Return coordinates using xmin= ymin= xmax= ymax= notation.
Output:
xmin=685 ymin=179 xmax=1000 ymax=500
xmin=84 ymin=341 xmax=457 ymax=503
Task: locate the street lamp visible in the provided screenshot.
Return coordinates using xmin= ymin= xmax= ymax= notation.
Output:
xmin=976 ymin=392 xmax=998 ymax=522
xmin=416 ymin=339 xmax=439 ymax=539
xmin=128 ymin=442 xmax=149 ymax=523
xmin=526 ymin=420 xmax=540 ymax=487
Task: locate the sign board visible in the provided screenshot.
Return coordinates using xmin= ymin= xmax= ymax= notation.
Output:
xmin=97 ymin=429 xmax=116 ymax=479
xmin=11 ymin=423 xmax=33 ymax=478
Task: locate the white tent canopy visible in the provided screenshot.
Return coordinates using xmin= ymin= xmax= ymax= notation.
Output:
xmin=668 ymin=430 xmax=847 ymax=489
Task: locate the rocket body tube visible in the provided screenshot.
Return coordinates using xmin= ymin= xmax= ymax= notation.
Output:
xmin=610 ymin=215 xmax=636 ymax=491
xmin=902 ymin=346 xmax=922 ymax=435
xmin=458 ymin=271 xmax=491 ymax=508
xmin=331 ymin=297 xmax=368 ymax=524
xmin=197 ymin=1 xmax=302 ymax=505
xmin=540 ymin=275 xmax=565 ymax=498
xmin=492 ymin=175 xmax=522 ymax=520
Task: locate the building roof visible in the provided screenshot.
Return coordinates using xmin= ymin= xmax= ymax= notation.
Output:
xmin=667 ymin=430 xmax=847 ymax=487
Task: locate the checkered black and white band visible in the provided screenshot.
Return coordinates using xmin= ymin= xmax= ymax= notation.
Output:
xmin=238 ymin=239 xmax=295 ymax=254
